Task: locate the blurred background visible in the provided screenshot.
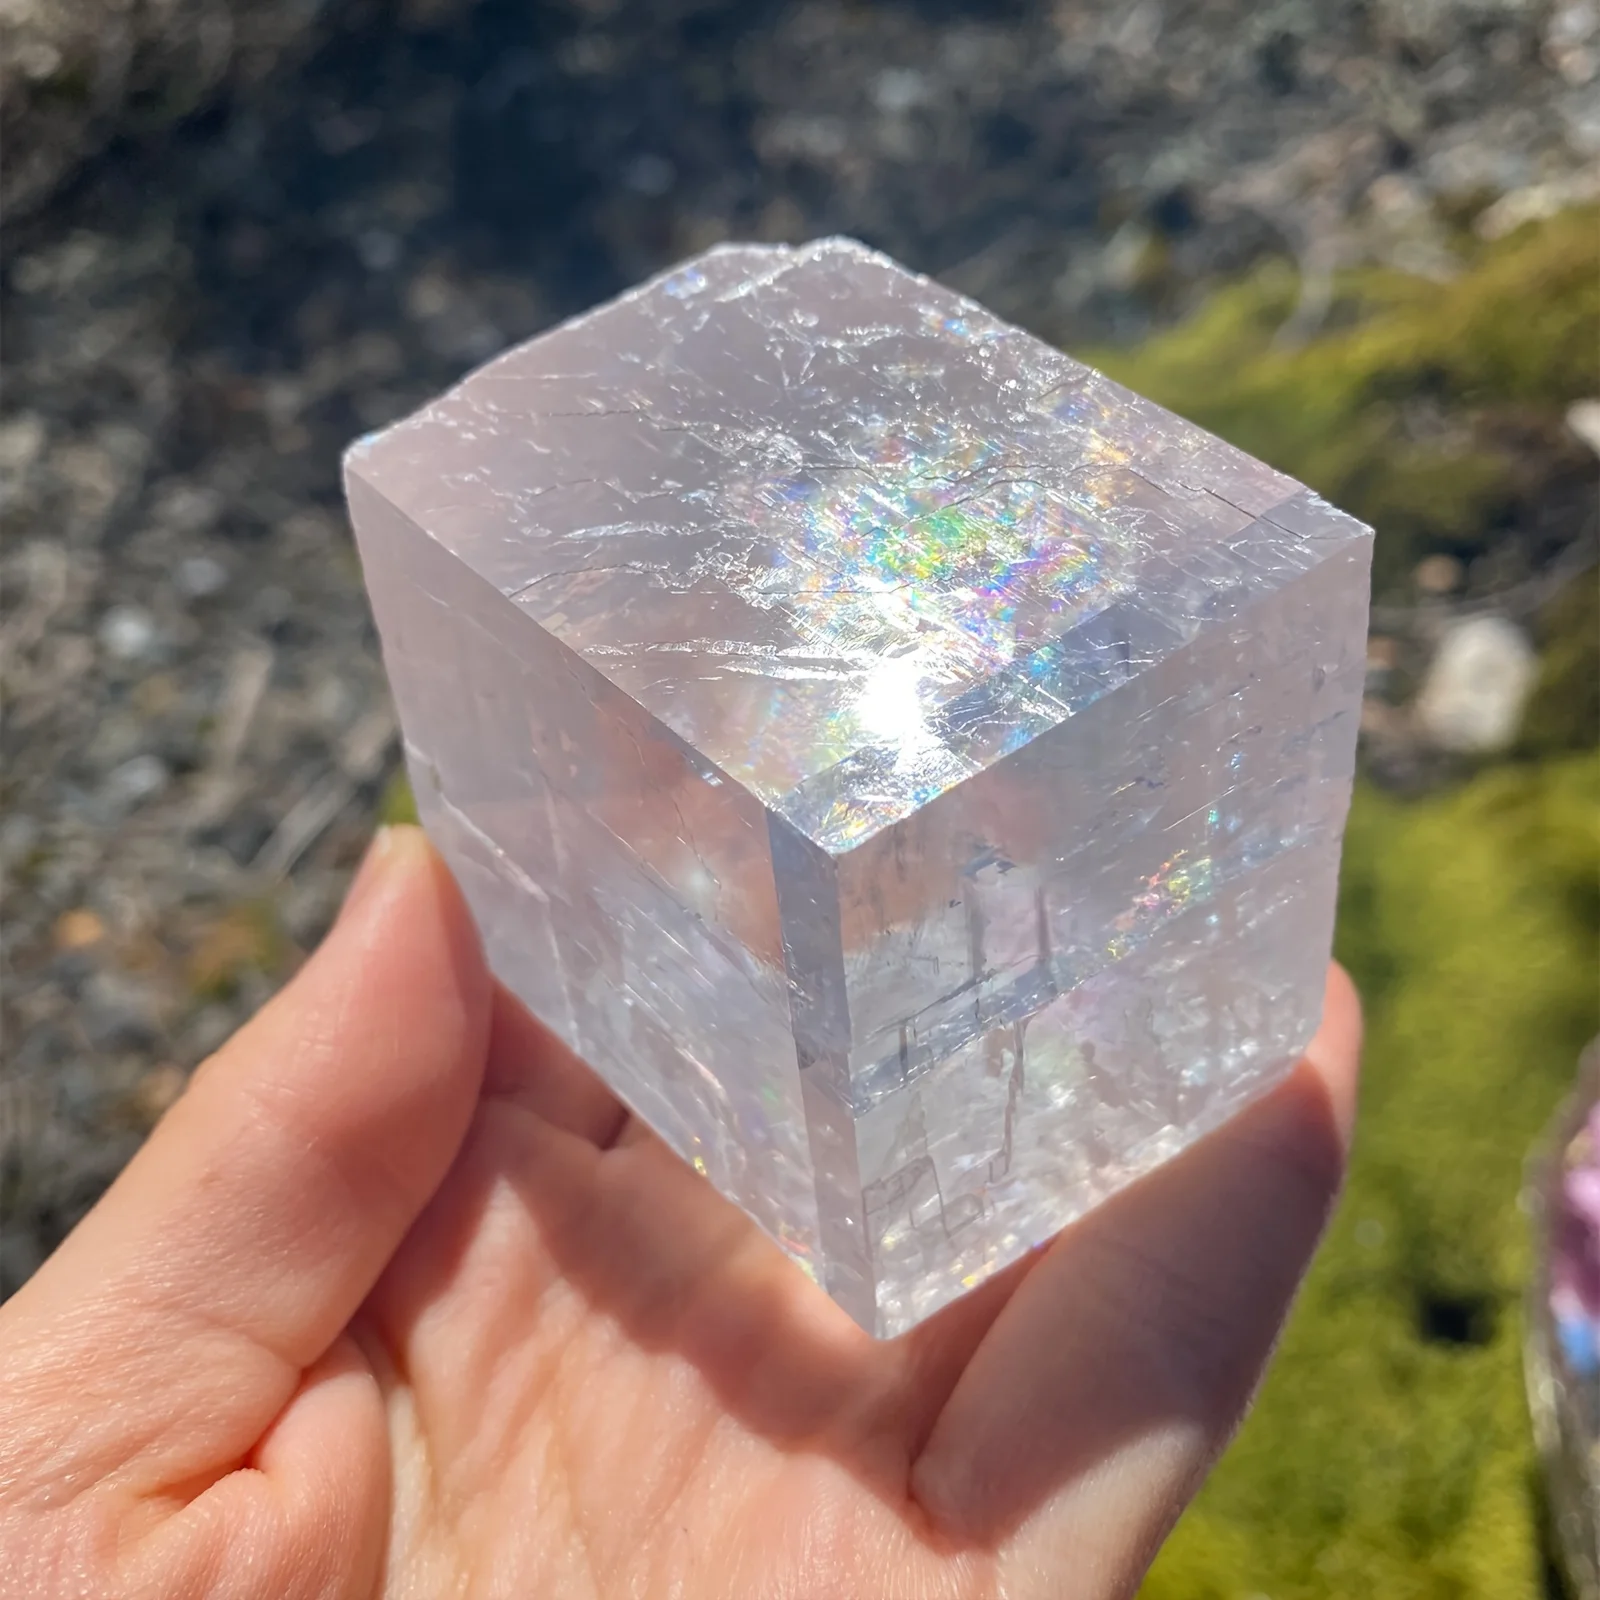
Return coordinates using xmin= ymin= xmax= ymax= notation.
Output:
xmin=1 ymin=0 xmax=1596 ymax=1592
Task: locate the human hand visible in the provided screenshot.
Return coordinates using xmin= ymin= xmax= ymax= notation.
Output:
xmin=0 ymin=826 xmax=1361 ymax=1600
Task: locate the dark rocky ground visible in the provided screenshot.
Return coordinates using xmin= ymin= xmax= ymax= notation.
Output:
xmin=1 ymin=0 xmax=1595 ymax=1292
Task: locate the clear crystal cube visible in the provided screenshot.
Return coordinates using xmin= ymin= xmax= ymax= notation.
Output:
xmin=345 ymin=239 xmax=1371 ymax=1336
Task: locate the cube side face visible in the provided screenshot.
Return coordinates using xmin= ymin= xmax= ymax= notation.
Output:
xmin=347 ymin=468 xmax=822 ymax=1274
xmin=838 ymin=507 xmax=1372 ymax=1334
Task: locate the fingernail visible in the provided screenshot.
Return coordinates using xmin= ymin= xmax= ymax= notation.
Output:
xmin=339 ymin=825 xmax=402 ymax=923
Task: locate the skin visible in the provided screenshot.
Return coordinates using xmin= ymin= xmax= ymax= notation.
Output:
xmin=0 ymin=826 xmax=1362 ymax=1600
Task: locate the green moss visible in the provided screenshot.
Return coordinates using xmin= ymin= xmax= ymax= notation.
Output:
xmin=1520 ymin=574 xmax=1600 ymax=759
xmin=376 ymin=768 xmax=419 ymax=827
xmin=1085 ymin=208 xmax=1599 ymax=596
xmin=1143 ymin=754 xmax=1600 ymax=1598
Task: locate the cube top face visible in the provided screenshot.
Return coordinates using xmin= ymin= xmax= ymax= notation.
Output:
xmin=352 ymin=238 xmax=1322 ymax=854
xmin=349 ymin=239 xmax=1373 ymax=1336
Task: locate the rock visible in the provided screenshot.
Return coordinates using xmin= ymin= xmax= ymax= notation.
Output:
xmin=1414 ymin=553 xmax=1464 ymax=594
xmin=0 ymin=815 xmax=40 ymax=870
xmin=1566 ymin=398 xmax=1600 ymax=456
xmin=622 ymin=153 xmax=676 ymax=197
xmin=1475 ymin=170 xmax=1600 ymax=239
xmin=175 ymin=554 xmax=229 ymax=598
xmin=97 ymin=604 xmax=161 ymax=662
xmin=100 ymin=754 xmax=171 ymax=814
xmin=1545 ymin=0 xmax=1600 ymax=86
xmin=1415 ymin=615 xmax=1538 ymax=752
xmin=52 ymin=908 xmax=106 ymax=951
xmin=0 ymin=414 xmax=48 ymax=477
xmin=1365 ymin=633 xmax=1400 ymax=697
xmin=80 ymin=969 xmax=163 ymax=1052
xmin=178 ymin=1003 xmax=237 ymax=1061
xmin=133 ymin=1064 xmax=187 ymax=1121
xmin=349 ymin=236 xmax=1373 ymax=1334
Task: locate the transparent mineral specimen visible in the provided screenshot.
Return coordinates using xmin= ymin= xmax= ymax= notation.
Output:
xmin=345 ymin=239 xmax=1372 ymax=1336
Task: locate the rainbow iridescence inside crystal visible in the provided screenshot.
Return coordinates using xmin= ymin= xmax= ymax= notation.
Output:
xmin=743 ymin=421 xmax=1122 ymax=675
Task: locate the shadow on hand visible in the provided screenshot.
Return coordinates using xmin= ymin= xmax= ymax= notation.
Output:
xmin=475 ymin=984 xmax=1349 ymax=1553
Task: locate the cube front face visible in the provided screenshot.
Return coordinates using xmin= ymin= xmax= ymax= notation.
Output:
xmin=347 ymin=239 xmax=1371 ymax=1336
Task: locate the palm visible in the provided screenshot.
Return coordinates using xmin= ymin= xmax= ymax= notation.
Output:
xmin=359 ymin=1089 xmax=986 ymax=1599
xmin=356 ymin=985 xmax=1352 ymax=1600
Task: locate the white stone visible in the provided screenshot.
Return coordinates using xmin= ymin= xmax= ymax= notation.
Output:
xmin=1566 ymin=398 xmax=1600 ymax=458
xmin=1416 ymin=614 xmax=1537 ymax=753
xmin=98 ymin=604 xmax=160 ymax=662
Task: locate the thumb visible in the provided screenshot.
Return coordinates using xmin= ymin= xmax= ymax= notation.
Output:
xmin=0 ymin=826 xmax=491 ymax=1506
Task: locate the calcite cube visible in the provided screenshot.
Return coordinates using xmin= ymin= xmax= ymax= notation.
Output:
xmin=345 ymin=239 xmax=1371 ymax=1336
